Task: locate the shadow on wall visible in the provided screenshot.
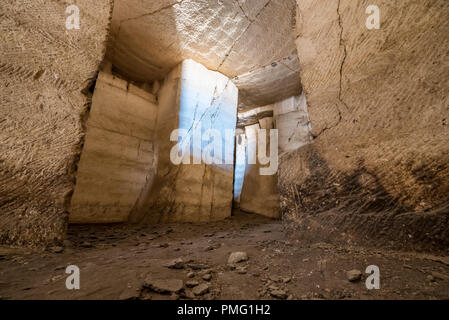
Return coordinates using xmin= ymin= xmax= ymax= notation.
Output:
xmin=279 ymin=144 xmax=449 ymax=253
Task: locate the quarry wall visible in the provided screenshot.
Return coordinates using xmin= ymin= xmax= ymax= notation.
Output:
xmin=279 ymin=0 xmax=449 ymax=252
xmin=239 ymin=120 xmax=281 ymax=219
xmin=0 ymin=0 xmax=113 ymax=246
xmin=69 ymin=71 xmax=158 ymax=223
xmin=273 ymin=94 xmax=312 ymax=154
xmin=130 ymin=60 xmax=238 ymax=224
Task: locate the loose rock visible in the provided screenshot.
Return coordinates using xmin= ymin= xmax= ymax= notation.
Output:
xmin=192 ymin=283 xmax=209 ymax=296
xmin=270 ymin=290 xmax=288 ymax=300
xmin=143 ymin=278 xmax=183 ymax=294
xmin=228 ymin=252 xmax=248 ymax=264
xmin=202 ymin=274 xmax=212 ymax=281
xmin=165 ymin=258 xmax=184 ymax=269
xmin=346 ymin=269 xmax=362 ymax=282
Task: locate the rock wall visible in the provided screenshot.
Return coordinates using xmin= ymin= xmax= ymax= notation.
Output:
xmin=273 ymin=94 xmax=312 ymax=154
xmin=240 ymin=120 xmax=281 ymax=219
xmin=130 ymin=59 xmax=238 ymax=223
xmin=108 ymin=0 xmax=299 ymax=107
xmin=233 ymin=128 xmax=246 ymax=204
xmin=0 ymin=0 xmax=112 ymax=246
xmin=69 ymin=71 xmax=158 ymax=223
xmin=279 ymin=0 xmax=449 ymax=252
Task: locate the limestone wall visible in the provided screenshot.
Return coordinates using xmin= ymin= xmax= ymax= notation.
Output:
xmin=69 ymin=72 xmax=158 ymax=223
xmin=233 ymin=128 xmax=246 ymax=204
xmin=237 ymin=95 xmax=311 ymax=218
xmin=273 ymin=94 xmax=312 ymax=154
xmin=0 ymin=0 xmax=112 ymax=246
xmin=130 ymin=60 xmax=238 ymax=223
xmin=240 ymin=120 xmax=281 ymax=219
xmin=279 ymin=0 xmax=449 ymax=252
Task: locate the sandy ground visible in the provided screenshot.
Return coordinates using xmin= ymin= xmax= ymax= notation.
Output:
xmin=0 ymin=211 xmax=448 ymax=300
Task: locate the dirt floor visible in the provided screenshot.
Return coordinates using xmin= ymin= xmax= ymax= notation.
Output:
xmin=0 ymin=211 xmax=448 ymax=300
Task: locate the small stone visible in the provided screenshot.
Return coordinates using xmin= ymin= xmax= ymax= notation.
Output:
xmin=270 ymin=290 xmax=288 ymax=300
xmin=186 ymin=280 xmax=199 ymax=288
xmin=346 ymin=269 xmax=362 ymax=282
xmin=143 ymin=278 xmax=183 ymax=294
xmin=192 ymin=283 xmax=209 ymax=296
xmin=202 ymin=274 xmax=212 ymax=281
xmin=187 ymin=272 xmax=195 ymax=278
xmin=228 ymin=252 xmax=248 ymax=264
xmin=165 ymin=258 xmax=184 ymax=269
xmin=204 ymin=233 xmax=215 ymax=238
xmin=204 ymin=243 xmax=221 ymax=251
xmin=188 ymin=263 xmax=205 ymax=270
xmin=282 ymin=277 xmax=292 ymax=283
xmin=200 ymin=269 xmax=212 ymax=275
xmin=184 ymin=290 xmax=195 ymax=299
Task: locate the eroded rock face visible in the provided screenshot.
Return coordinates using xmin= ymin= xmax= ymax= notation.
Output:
xmin=279 ymin=0 xmax=449 ymax=252
xmin=273 ymin=94 xmax=312 ymax=154
xmin=108 ymin=0 xmax=300 ymax=107
xmin=129 ymin=59 xmax=238 ymax=223
xmin=69 ymin=72 xmax=158 ymax=223
xmin=0 ymin=1 xmax=113 ymax=246
xmin=239 ymin=120 xmax=280 ymax=218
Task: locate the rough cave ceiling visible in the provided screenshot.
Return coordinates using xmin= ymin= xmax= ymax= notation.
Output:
xmin=107 ymin=0 xmax=301 ymax=107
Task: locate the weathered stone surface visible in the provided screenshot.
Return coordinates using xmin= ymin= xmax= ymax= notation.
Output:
xmin=0 ymin=0 xmax=113 ymax=246
xmin=239 ymin=122 xmax=280 ymax=218
xmin=129 ymin=59 xmax=238 ymax=223
xmin=70 ymin=71 xmax=158 ymax=223
xmin=279 ymin=0 xmax=449 ymax=252
xmin=107 ymin=0 xmax=299 ymax=107
xmin=270 ymin=289 xmax=288 ymax=300
xmin=233 ymin=55 xmax=302 ymax=106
